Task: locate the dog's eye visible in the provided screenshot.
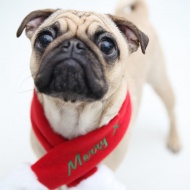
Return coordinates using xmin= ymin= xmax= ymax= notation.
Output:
xmin=99 ymin=38 xmax=116 ymax=56
xmin=36 ymin=32 xmax=54 ymax=51
xmin=39 ymin=34 xmax=53 ymax=47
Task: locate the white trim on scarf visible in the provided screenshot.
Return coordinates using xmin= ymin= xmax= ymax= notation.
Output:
xmin=0 ymin=163 xmax=48 ymax=190
xmin=68 ymin=165 xmax=126 ymax=190
xmin=0 ymin=164 xmax=126 ymax=190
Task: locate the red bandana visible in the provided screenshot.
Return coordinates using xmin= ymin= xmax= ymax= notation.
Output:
xmin=30 ymin=91 xmax=132 ymax=190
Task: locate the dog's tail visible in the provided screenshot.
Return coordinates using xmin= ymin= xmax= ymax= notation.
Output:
xmin=115 ymin=0 xmax=149 ymax=18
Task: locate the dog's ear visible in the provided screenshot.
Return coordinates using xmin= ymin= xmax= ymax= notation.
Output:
xmin=17 ymin=9 xmax=55 ymax=39
xmin=108 ymin=15 xmax=149 ymax=54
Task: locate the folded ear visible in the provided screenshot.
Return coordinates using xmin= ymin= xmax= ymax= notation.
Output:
xmin=108 ymin=15 xmax=149 ymax=54
xmin=17 ymin=9 xmax=55 ymax=39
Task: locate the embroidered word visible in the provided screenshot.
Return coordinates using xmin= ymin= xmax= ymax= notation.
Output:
xmin=68 ymin=137 xmax=108 ymax=176
xmin=113 ymin=124 xmax=119 ymax=135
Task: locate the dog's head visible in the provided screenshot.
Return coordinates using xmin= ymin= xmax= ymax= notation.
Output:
xmin=17 ymin=9 xmax=148 ymax=102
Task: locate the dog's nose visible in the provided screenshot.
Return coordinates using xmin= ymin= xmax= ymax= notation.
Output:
xmin=62 ymin=39 xmax=86 ymax=53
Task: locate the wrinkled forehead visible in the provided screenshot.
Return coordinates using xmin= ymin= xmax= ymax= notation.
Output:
xmin=39 ymin=10 xmax=117 ymax=37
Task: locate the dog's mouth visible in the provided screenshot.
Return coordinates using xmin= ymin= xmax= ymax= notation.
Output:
xmin=34 ymin=39 xmax=108 ymax=102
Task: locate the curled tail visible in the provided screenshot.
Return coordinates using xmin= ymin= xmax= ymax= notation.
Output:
xmin=115 ymin=0 xmax=149 ymax=18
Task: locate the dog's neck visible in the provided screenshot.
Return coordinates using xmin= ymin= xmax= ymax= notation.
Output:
xmin=38 ymin=81 xmax=127 ymax=140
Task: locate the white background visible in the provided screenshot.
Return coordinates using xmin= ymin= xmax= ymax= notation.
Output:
xmin=0 ymin=0 xmax=189 ymax=189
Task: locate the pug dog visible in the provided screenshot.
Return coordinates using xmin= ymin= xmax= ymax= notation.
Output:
xmin=0 ymin=0 xmax=181 ymax=189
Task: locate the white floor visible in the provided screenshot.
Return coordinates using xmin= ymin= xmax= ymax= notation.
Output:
xmin=0 ymin=0 xmax=189 ymax=189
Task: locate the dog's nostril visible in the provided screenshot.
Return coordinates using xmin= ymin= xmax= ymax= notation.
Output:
xmin=62 ymin=39 xmax=86 ymax=53
xmin=62 ymin=41 xmax=71 ymax=50
xmin=74 ymin=41 xmax=86 ymax=53
xmin=76 ymin=42 xmax=86 ymax=50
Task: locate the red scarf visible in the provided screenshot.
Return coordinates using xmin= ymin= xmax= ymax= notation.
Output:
xmin=30 ymin=91 xmax=132 ymax=189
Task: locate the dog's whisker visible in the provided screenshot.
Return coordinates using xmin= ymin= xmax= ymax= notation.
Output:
xmin=58 ymin=103 xmax=66 ymax=115
xmin=18 ymin=67 xmax=31 ymax=75
xmin=18 ymin=75 xmax=33 ymax=91
xmin=122 ymin=75 xmax=134 ymax=79
xmin=103 ymin=98 xmax=121 ymax=109
xmin=16 ymin=89 xmax=34 ymax=93
xmin=109 ymin=102 xmax=121 ymax=109
xmin=21 ymin=75 xmax=33 ymax=83
xmin=73 ymin=102 xmax=80 ymax=115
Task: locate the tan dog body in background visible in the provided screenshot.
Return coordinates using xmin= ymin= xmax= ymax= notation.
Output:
xmin=16 ymin=0 xmax=180 ymax=189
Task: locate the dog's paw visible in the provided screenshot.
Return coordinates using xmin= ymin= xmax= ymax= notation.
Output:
xmin=0 ymin=163 xmax=48 ymax=190
xmin=167 ymin=132 xmax=181 ymax=153
xmin=68 ymin=165 xmax=126 ymax=190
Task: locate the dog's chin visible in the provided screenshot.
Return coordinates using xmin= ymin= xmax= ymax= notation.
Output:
xmin=40 ymin=92 xmax=96 ymax=103
xmin=35 ymin=58 xmax=108 ymax=103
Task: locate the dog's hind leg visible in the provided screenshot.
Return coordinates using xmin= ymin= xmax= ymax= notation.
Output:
xmin=147 ymin=45 xmax=181 ymax=153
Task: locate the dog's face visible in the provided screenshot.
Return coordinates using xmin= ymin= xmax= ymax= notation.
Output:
xmin=17 ymin=9 xmax=148 ymax=102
